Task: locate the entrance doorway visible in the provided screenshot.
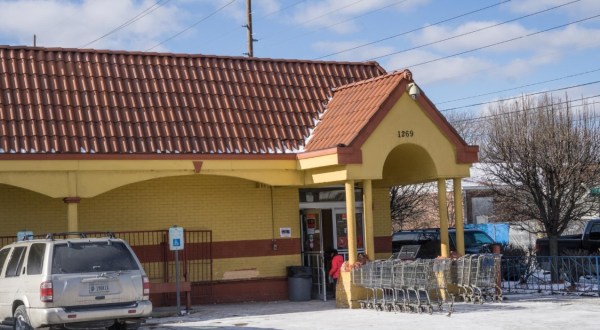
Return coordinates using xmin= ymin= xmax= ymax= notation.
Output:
xmin=299 ymin=188 xmax=365 ymax=300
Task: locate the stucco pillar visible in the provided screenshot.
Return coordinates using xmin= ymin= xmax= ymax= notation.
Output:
xmin=437 ymin=179 xmax=450 ymax=258
xmin=362 ymin=180 xmax=374 ymax=260
xmin=453 ymin=178 xmax=465 ymax=255
xmin=63 ymin=197 xmax=80 ymax=232
xmin=337 ymin=180 xmax=365 ymax=309
xmin=345 ymin=180 xmax=357 ymax=265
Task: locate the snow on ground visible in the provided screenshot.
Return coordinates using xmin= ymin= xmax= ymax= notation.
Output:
xmin=143 ymin=293 xmax=600 ymax=330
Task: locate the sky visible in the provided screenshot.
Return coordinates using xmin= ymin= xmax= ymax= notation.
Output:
xmin=0 ymin=0 xmax=599 ymax=119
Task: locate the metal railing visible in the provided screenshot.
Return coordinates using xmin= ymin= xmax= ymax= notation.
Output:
xmin=501 ymin=255 xmax=600 ymax=295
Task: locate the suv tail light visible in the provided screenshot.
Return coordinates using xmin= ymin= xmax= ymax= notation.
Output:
xmin=143 ymin=276 xmax=150 ymax=297
xmin=41 ymin=281 xmax=53 ymax=302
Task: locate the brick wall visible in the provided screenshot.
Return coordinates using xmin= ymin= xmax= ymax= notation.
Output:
xmin=0 ymin=184 xmax=66 ymax=236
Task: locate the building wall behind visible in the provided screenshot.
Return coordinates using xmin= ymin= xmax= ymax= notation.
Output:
xmin=0 ymin=184 xmax=66 ymax=237
xmin=78 ymin=174 xmax=301 ymax=280
xmin=372 ymin=187 xmax=393 ymax=259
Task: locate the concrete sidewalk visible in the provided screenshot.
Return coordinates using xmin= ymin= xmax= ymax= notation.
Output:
xmin=142 ymin=294 xmax=600 ymax=330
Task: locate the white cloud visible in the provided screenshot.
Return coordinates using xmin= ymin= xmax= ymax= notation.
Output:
xmin=506 ymin=0 xmax=600 ymax=16
xmin=404 ymin=19 xmax=600 ymax=61
xmin=410 ymin=21 xmax=532 ymax=53
xmin=288 ymin=0 xmax=430 ymax=34
xmin=0 ymin=0 xmax=184 ymax=51
xmin=384 ymin=49 xmax=493 ymax=85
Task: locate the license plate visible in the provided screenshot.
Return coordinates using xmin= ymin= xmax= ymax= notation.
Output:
xmin=90 ymin=283 xmax=110 ymax=294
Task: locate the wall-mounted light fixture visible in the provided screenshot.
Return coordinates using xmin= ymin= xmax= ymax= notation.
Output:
xmin=406 ymin=82 xmax=420 ymax=100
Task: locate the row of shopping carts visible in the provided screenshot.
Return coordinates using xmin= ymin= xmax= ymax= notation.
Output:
xmin=351 ymin=254 xmax=502 ymax=316
xmin=454 ymin=254 xmax=503 ymax=303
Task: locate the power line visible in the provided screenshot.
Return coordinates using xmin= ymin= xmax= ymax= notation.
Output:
xmin=398 ymin=13 xmax=600 ymax=68
xmin=437 ymin=67 xmax=600 ymax=105
xmin=146 ymin=0 xmax=237 ymax=51
xmin=369 ymin=0 xmax=581 ymax=61
xmin=314 ymin=0 xmax=511 ymax=60
xmin=266 ymin=0 xmax=411 ymax=48
xmin=449 ymin=94 xmax=600 ymax=124
xmin=440 ymin=80 xmax=600 ymax=112
xmin=81 ymin=0 xmax=171 ymax=48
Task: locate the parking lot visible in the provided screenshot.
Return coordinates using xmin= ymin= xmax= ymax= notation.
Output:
xmin=143 ymin=293 xmax=600 ymax=330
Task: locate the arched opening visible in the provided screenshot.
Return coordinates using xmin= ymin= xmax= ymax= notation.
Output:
xmin=377 ymin=143 xmax=438 ymax=188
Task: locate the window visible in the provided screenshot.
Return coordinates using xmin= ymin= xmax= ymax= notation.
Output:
xmin=589 ymin=223 xmax=600 ymax=240
xmin=0 ymin=248 xmax=10 ymax=276
xmin=5 ymin=247 xmax=27 ymax=277
xmin=27 ymin=243 xmax=46 ymax=275
xmin=52 ymin=241 xmax=139 ymax=274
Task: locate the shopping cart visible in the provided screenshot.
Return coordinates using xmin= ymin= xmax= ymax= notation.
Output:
xmin=454 ymin=254 xmax=502 ymax=303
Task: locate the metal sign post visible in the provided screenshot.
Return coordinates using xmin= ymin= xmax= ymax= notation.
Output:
xmin=168 ymin=226 xmax=185 ymax=315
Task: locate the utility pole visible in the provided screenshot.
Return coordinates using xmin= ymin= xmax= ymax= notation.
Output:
xmin=244 ymin=0 xmax=255 ymax=57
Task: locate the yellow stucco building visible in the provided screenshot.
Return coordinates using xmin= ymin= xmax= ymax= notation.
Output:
xmin=0 ymin=46 xmax=477 ymax=306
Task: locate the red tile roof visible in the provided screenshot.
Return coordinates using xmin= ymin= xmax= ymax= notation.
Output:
xmin=0 ymin=46 xmax=385 ymax=156
xmin=305 ymin=70 xmax=411 ymax=152
xmin=303 ymin=69 xmax=478 ymax=164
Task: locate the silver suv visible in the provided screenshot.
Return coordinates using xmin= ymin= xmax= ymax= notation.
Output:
xmin=0 ymin=233 xmax=152 ymax=329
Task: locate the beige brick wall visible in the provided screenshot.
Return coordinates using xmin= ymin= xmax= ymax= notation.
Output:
xmin=373 ymin=187 xmax=391 ymax=237
xmin=77 ymin=175 xmax=300 ymax=242
xmin=0 ymin=175 xmax=301 ymax=279
xmin=0 ymin=184 xmax=67 ymax=237
xmin=0 ymin=177 xmax=390 ymax=279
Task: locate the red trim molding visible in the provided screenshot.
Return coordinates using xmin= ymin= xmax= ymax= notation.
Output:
xmin=193 ymin=161 xmax=203 ymax=173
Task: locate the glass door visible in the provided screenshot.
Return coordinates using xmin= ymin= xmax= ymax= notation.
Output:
xmin=300 ymin=210 xmax=327 ymax=300
xmin=333 ymin=209 xmax=364 ymax=260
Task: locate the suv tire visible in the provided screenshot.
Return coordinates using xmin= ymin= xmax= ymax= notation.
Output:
xmin=14 ymin=305 xmax=32 ymax=330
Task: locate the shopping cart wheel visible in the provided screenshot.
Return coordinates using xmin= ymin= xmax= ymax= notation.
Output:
xmin=393 ymin=304 xmax=401 ymax=313
xmin=360 ymin=302 xmax=366 ymax=309
xmin=496 ymin=296 xmax=504 ymax=302
xmin=427 ymin=305 xmax=434 ymax=315
xmin=417 ymin=306 xmax=423 ymax=314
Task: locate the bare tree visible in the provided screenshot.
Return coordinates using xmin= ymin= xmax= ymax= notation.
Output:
xmin=481 ymin=93 xmax=600 ymax=257
xmin=390 ymin=184 xmax=431 ymax=230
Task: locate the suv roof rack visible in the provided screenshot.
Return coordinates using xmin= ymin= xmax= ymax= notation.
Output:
xmin=45 ymin=232 xmax=116 ymax=241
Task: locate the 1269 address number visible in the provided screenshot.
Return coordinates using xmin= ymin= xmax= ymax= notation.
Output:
xmin=397 ymin=130 xmax=414 ymax=138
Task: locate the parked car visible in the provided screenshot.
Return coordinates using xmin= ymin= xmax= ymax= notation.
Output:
xmin=535 ymin=218 xmax=600 ymax=256
xmin=392 ymin=228 xmax=497 ymax=259
xmin=0 ymin=233 xmax=152 ymax=329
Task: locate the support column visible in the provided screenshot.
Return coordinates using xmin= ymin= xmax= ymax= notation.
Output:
xmin=345 ymin=180 xmax=357 ymax=265
xmin=362 ymin=180 xmax=374 ymax=260
xmin=437 ymin=179 xmax=450 ymax=258
xmin=453 ymin=178 xmax=465 ymax=256
xmin=63 ymin=197 xmax=80 ymax=232
xmin=337 ymin=180 xmax=369 ymax=309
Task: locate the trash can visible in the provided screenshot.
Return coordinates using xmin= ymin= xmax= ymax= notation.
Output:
xmin=287 ymin=266 xmax=312 ymax=301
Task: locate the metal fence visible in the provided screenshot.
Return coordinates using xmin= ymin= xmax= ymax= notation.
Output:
xmin=501 ymin=255 xmax=600 ymax=295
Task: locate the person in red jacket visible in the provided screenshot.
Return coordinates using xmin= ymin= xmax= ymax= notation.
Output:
xmin=328 ymin=249 xmax=344 ymax=297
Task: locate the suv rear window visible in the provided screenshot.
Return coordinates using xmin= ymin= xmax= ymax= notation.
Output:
xmin=51 ymin=241 xmax=139 ymax=274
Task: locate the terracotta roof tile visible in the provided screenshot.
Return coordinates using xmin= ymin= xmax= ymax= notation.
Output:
xmin=0 ymin=46 xmax=384 ymax=155
xmin=305 ymin=70 xmax=412 ymax=152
